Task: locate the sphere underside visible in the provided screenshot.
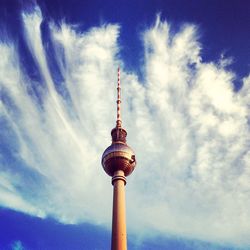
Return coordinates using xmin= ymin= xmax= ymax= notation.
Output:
xmin=102 ymin=143 xmax=136 ymax=177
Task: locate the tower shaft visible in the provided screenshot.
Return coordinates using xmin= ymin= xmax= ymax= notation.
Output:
xmin=111 ymin=170 xmax=127 ymax=250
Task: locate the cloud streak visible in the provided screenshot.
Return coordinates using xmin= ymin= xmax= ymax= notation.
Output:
xmin=0 ymin=8 xmax=249 ymax=247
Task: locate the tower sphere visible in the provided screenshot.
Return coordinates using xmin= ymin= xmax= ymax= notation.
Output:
xmin=102 ymin=135 xmax=136 ymax=177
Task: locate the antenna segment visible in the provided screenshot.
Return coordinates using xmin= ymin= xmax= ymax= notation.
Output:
xmin=116 ymin=67 xmax=122 ymax=128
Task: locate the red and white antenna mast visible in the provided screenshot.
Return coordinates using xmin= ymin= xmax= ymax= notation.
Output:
xmin=116 ymin=67 xmax=122 ymax=128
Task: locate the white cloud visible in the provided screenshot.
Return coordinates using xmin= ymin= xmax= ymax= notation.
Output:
xmin=0 ymin=8 xmax=249 ymax=247
xmin=11 ymin=240 xmax=25 ymax=250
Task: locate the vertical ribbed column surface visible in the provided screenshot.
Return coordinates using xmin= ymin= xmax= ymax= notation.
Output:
xmin=111 ymin=170 xmax=127 ymax=250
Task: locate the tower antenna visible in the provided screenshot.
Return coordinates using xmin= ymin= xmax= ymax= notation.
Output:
xmin=116 ymin=67 xmax=122 ymax=128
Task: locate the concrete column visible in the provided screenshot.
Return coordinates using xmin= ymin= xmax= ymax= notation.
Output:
xmin=111 ymin=170 xmax=127 ymax=250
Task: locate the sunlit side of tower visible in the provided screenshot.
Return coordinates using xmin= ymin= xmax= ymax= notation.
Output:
xmin=102 ymin=68 xmax=136 ymax=250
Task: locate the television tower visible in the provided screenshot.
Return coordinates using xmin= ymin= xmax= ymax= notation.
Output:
xmin=102 ymin=67 xmax=136 ymax=250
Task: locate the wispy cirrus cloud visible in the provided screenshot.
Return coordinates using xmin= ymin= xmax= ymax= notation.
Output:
xmin=0 ymin=7 xmax=249 ymax=248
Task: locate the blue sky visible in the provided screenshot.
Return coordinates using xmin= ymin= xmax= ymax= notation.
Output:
xmin=0 ymin=0 xmax=250 ymax=249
